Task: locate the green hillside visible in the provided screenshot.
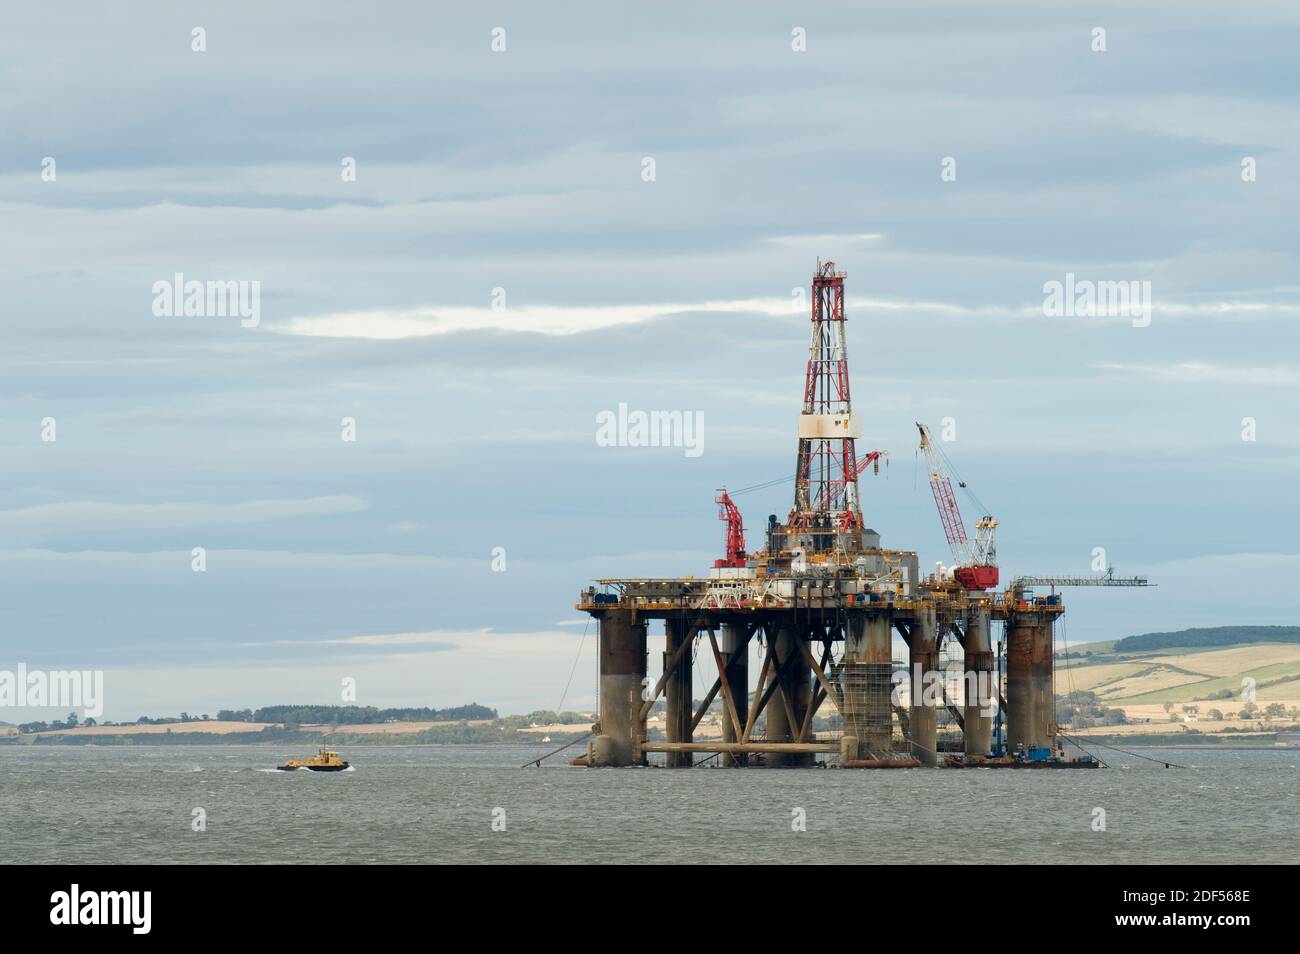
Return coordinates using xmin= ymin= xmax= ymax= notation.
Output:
xmin=1114 ymin=625 xmax=1300 ymax=653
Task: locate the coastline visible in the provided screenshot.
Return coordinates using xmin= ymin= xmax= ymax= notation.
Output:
xmin=0 ymin=721 xmax=595 ymax=747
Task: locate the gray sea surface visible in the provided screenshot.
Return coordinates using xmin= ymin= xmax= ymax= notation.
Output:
xmin=2 ymin=744 xmax=1296 ymax=864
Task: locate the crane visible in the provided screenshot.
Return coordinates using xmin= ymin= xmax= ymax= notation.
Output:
xmin=1010 ymin=569 xmax=1152 ymax=593
xmin=916 ymin=422 xmax=998 ymax=589
xmin=713 ymin=488 xmax=746 ymax=568
xmin=854 ymin=449 xmax=887 ymax=477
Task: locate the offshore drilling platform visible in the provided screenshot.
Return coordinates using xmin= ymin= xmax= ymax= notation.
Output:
xmin=577 ymin=260 xmax=1147 ymax=768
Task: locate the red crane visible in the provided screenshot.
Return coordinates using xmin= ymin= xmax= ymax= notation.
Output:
xmin=713 ymin=489 xmax=747 ymax=568
xmin=854 ymin=449 xmax=887 ymax=477
xmin=916 ymin=422 xmax=998 ymax=589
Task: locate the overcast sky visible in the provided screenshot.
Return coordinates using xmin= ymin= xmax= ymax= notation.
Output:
xmin=2 ymin=2 xmax=1298 ymax=721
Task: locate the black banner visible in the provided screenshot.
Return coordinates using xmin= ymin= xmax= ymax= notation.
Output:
xmin=1 ymin=865 xmax=1279 ymax=938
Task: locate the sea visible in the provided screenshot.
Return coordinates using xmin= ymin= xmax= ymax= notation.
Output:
xmin=2 ymin=744 xmax=1296 ymax=864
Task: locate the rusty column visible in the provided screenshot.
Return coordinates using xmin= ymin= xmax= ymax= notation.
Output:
xmin=762 ymin=625 xmax=791 ymax=765
xmin=909 ymin=605 xmax=939 ymax=766
xmin=963 ymin=606 xmax=994 ymax=760
xmin=791 ymin=629 xmax=814 ymax=767
xmin=1006 ymin=615 xmax=1054 ymax=752
xmin=592 ymin=609 xmax=647 ymax=767
xmin=840 ymin=610 xmax=893 ymax=761
xmin=720 ymin=622 xmax=748 ymax=767
xmin=766 ymin=625 xmax=812 ymax=767
xmin=663 ymin=617 xmax=693 ymax=768
xmin=1030 ymin=618 xmax=1056 ymax=749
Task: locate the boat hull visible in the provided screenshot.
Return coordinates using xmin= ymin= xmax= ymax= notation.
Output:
xmin=943 ymin=756 xmax=1098 ymax=769
xmin=276 ymin=763 xmax=350 ymax=772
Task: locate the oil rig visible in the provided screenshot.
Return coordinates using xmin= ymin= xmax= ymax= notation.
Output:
xmin=577 ymin=260 xmax=1147 ymax=768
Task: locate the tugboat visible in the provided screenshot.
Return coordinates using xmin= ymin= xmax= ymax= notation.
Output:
xmin=276 ymin=748 xmax=350 ymax=772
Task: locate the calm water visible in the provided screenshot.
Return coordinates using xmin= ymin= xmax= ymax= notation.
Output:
xmin=2 ymin=745 xmax=1296 ymax=864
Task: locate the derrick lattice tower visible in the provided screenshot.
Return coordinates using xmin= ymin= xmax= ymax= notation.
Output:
xmin=789 ymin=260 xmax=864 ymax=554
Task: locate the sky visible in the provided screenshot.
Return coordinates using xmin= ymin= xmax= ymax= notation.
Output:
xmin=2 ymin=2 xmax=1298 ymax=721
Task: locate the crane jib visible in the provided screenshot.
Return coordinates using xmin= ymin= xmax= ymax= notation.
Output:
xmin=930 ymin=476 xmax=969 ymax=550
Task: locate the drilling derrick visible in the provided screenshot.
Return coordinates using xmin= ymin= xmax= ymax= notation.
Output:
xmin=790 ymin=260 xmax=863 ymax=556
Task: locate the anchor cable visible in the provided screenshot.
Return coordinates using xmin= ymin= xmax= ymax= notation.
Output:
xmin=1057 ymin=731 xmax=1186 ymax=769
xmin=554 ymin=619 xmax=590 ymax=716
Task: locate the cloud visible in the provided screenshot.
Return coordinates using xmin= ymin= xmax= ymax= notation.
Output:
xmin=270 ymin=298 xmax=796 ymax=339
xmin=81 ymin=627 xmax=601 ymax=720
xmin=1096 ymin=361 xmax=1300 ymax=386
xmin=765 ymin=233 xmax=885 ymax=248
xmin=269 ymin=294 xmax=1040 ymax=341
xmin=0 ymin=496 xmax=368 ymax=538
xmin=1155 ymin=302 xmax=1300 ymax=318
xmin=241 ymin=629 xmax=485 ymax=650
xmin=272 ymin=295 xmax=1300 ymax=340
xmin=4 ymin=2 xmax=1299 ymax=720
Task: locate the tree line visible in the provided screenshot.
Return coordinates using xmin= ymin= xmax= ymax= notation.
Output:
xmin=1115 ymin=626 xmax=1300 ymax=652
xmin=214 ymin=704 xmax=497 ymax=725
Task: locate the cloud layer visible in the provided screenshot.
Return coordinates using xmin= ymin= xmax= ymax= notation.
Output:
xmin=1 ymin=3 xmax=1297 ymax=718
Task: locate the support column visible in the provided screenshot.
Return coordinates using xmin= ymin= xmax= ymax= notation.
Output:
xmin=720 ymin=623 xmax=749 ymax=767
xmin=765 ymin=625 xmax=812 ymax=767
xmin=841 ymin=611 xmax=893 ymax=760
xmin=1006 ymin=616 xmax=1053 ymax=753
xmin=592 ymin=609 xmax=647 ymax=767
xmin=1030 ymin=618 xmax=1055 ymax=750
xmin=663 ymin=618 xmax=693 ymax=768
xmin=963 ymin=606 xmax=994 ymax=760
xmin=909 ymin=605 xmax=939 ymax=766
xmin=791 ymin=634 xmax=814 ymax=766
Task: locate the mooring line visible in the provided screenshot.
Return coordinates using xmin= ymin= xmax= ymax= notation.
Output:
xmin=521 ymin=731 xmax=595 ymax=769
xmin=554 ymin=619 xmax=590 ymax=716
xmin=1055 ymin=731 xmax=1109 ymax=768
xmin=1058 ymin=731 xmax=1185 ymax=769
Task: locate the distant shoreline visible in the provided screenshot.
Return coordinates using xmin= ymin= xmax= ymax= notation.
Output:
xmin=1112 ymin=744 xmax=1297 ymax=751
xmin=0 ymin=720 xmax=595 ymax=747
xmin=3 ymin=723 xmax=1295 ymax=750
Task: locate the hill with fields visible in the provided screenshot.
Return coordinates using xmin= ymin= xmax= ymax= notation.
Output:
xmin=1057 ymin=626 xmax=1300 ymax=740
xmin=1059 ymin=641 xmax=1300 ymax=706
xmin=1061 ymin=627 xmax=1300 ymax=704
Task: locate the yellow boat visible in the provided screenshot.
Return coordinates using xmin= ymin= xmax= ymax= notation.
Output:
xmin=276 ymin=748 xmax=350 ymax=772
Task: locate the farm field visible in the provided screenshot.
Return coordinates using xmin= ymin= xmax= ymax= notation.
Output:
xmin=1060 ymin=642 xmax=1300 ymax=703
